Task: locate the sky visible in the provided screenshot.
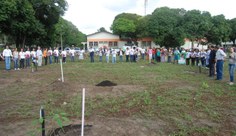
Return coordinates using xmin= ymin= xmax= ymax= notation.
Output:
xmin=63 ymin=0 xmax=236 ymax=35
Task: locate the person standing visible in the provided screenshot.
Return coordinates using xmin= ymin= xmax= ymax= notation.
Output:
xmin=89 ymin=46 xmax=94 ymax=63
xmin=19 ymin=48 xmax=25 ymax=69
xmin=13 ymin=48 xmax=20 ymax=70
xmin=200 ymin=49 xmax=207 ymax=67
xmin=79 ymin=48 xmax=85 ymax=61
xmin=215 ymin=46 xmax=227 ymax=80
xmin=130 ymin=47 xmax=134 ymax=62
xmin=125 ymin=48 xmax=130 ymax=62
xmin=99 ymin=48 xmax=103 ymax=62
xmin=185 ymin=49 xmax=191 ymax=65
xmin=228 ymin=47 xmax=236 ymax=85
xmin=141 ymin=48 xmax=145 ymax=60
xmin=61 ymin=50 xmax=67 ymax=63
xmin=53 ymin=47 xmax=59 ymax=63
xmin=36 ymin=46 xmax=43 ymax=66
xmin=48 ymin=47 xmax=53 ymax=64
xmin=209 ymin=46 xmax=216 ymax=78
xmin=112 ymin=49 xmax=117 ymax=64
xmin=105 ymin=48 xmax=110 ymax=63
xmin=148 ymin=47 xmax=152 ymax=63
xmin=167 ymin=48 xmax=173 ymax=63
xmin=174 ymin=48 xmax=180 ymax=64
xmin=70 ymin=47 xmax=75 ymax=62
xmin=25 ymin=48 xmax=31 ymax=68
xmin=43 ymin=48 xmax=48 ymax=65
xmin=118 ymin=48 xmax=124 ymax=62
xmin=2 ymin=45 xmax=12 ymax=71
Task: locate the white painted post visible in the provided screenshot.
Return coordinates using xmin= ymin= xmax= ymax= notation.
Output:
xmin=60 ymin=59 xmax=64 ymax=82
xmin=81 ymin=88 xmax=85 ymax=136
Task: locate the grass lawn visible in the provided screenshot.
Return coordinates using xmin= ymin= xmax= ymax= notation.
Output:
xmin=0 ymin=58 xmax=235 ymax=136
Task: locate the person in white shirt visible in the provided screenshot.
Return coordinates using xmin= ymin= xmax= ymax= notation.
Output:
xmin=53 ymin=47 xmax=59 ymax=63
xmin=79 ymin=48 xmax=84 ymax=61
xmin=105 ymin=48 xmax=110 ymax=63
xmin=130 ymin=48 xmax=135 ymax=62
xmin=2 ymin=45 xmax=12 ymax=70
xmin=19 ymin=48 xmax=25 ymax=69
xmin=200 ymin=49 xmax=207 ymax=67
xmin=31 ymin=48 xmax=37 ymax=69
xmin=88 ymin=46 xmax=95 ymax=63
xmin=25 ymin=48 xmax=31 ymax=68
xmin=48 ymin=47 xmax=53 ymax=64
xmin=206 ymin=48 xmax=211 ymax=68
xmin=112 ymin=49 xmax=117 ymax=64
xmin=141 ymin=48 xmax=145 ymax=60
xmin=125 ymin=48 xmax=130 ymax=62
xmin=61 ymin=50 xmax=67 ymax=63
xmin=215 ymin=46 xmax=227 ymax=80
xmin=69 ymin=47 xmax=75 ymax=62
xmin=36 ymin=46 xmax=43 ymax=66
xmin=185 ymin=49 xmax=191 ymax=65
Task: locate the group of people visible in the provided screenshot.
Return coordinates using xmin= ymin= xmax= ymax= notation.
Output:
xmin=0 ymin=46 xmax=85 ymax=71
xmin=145 ymin=46 xmax=236 ymax=85
xmin=1 ymin=45 xmax=236 ymax=85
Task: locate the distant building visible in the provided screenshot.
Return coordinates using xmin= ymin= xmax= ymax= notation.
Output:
xmin=86 ymin=31 xmax=158 ymax=49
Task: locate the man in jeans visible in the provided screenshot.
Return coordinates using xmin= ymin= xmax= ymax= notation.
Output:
xmin=215 ymin=46 xmax=227 ymax=80
xmin=2 ymin=45 xmax=12 ymax=71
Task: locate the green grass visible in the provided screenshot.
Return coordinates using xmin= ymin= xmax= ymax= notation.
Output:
xmin=0 ymin=58 xmax=235 ymax=135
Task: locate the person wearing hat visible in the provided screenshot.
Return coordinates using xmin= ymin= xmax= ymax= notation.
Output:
xmin=215 ymin=46 xmax=227 ymax=80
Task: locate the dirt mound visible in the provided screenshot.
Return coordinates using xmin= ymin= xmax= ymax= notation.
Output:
xmin=96 ymin=80 xmax=117 ymax=86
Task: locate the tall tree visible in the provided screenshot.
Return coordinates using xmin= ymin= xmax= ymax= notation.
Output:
xmin=205 ymin=15 xmax=231 ymax=45
xmin=97 ymin=27 xmax=107 ymax=32
xmin=182 ymin=10 xmax=213 ymax=44
xmin=147 ymin=7 xmax=186 ymax=47
xmin=229 ymin=18 xmax=236 ymax=46
xmin=53 ymin=17 xmax=86 ymax=47
xmin=111 ymin=13 xmax=141 ymax=45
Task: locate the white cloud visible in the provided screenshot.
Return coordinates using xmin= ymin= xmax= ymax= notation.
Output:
xmin=63 ymin=0 xmax=236 ymax=35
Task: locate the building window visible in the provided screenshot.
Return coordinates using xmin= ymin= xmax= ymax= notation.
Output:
xmin=89 ymin=42 xmax=93 ymax=46
xmin=109 ymin=41 xmax=113 ymax=46
xmin=99 ymin=41 xmax=103 ymax=44
xmin=147 ymin=41 xmax=151 ymax=46
xmin=114 ymin=42 xmax=118 ymax=46
xmin=94 ymin=42 xmax=98 ymax=46
xmin=142 ymin=41 xmax=147 ymax=46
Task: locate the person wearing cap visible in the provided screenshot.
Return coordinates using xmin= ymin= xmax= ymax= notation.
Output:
xmin=215 ymin=46 xmax=227 ymax=80
xmin=3 ymin=45 xmax=13 ymax=71
xmin=228 ymin=47 xmax=236 ymax=85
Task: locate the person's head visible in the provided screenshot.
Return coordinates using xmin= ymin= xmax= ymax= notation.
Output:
xmin=21 ymin=48 xmax=23 ymax=51
xmin=5 ymin=45 xmax=9 ymax=49
xmin=38 ymin=46 xmax=41 ymax=50
xmin=230 ymin=47 xmax=235 ymax=53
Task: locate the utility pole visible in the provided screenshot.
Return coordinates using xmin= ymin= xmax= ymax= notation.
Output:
xmin=144 ymin=0 xmax=148 ymax=16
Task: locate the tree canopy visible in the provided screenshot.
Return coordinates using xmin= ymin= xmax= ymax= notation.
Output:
xmin=110 ymin=7 xmax=235 ymax=47
xmin=0 ymin=0 xmax=86 ymax=48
